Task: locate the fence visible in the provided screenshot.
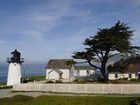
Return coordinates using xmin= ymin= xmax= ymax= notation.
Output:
xmin=13 ymin=83 xmax=140 ymax=94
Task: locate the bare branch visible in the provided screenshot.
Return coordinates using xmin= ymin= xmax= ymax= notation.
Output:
xmin=108 ymin=53 xmax=121 ymax=58
xmin=88 ymin=60 xmax=101 ymax=70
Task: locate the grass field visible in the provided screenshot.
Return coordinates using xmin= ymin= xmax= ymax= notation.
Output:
xmin=22 ymin=76 xmax=46 ymax=83
xmin=0 ymin=95 xmax=140 ymax=105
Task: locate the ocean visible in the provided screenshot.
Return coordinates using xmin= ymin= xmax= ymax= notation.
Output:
xmin=0 ymin=63 xmax=46 ymax=83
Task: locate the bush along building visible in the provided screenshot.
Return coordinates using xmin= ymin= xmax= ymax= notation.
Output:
xmin=108 ymin=56 xmax=140 ymax=80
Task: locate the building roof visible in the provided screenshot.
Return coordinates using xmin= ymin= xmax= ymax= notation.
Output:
xmin=46 ymin=59 xmax=73 ymax=69
xmin=124 ymin=64 xmax=140 ymax=73
xmin=48 ymin=69 xmax=63 ymax=74
xmin=11 ymin=49 xmax=20 ymax=55
xmin=109 ymin=64 xmax=140 ymax=73
xmin=75 ymin=66 xmax=95 ymax=70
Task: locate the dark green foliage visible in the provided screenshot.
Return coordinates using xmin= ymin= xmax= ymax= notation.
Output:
xmin=0 ymin=95 xmax=139 ymax=105
xmin=0 ymin=83 xmax=12 ymax=89
xmin=108 ymin=56 xmax=140 ymax=72
xmin=46 ymin=80 xmax=55 ymax=83
xmin=55 ymin=80 xmax=63 ymax=83
xmin=0 ymin=95 xmax=33 ymax=105
xmin=72 ymin=21 xmax=140 ymax=80
xmin=0 ymin=85 xmax=12 ymax=89
xmin=110 ymin=79 xmax=140 ymax=84
xmin=129 ymin=100 xmax=140 ymax=105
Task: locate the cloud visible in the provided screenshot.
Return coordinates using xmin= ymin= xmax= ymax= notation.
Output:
xmin=0 ymin=0 xmax=71 ymax=32
xmin=129 ymin=0 xmax=140 ymax=7
xmin=0 ymin=0 xmax=140 ymax=63
xmin=132 ymin=29 xmax=140 ymax=46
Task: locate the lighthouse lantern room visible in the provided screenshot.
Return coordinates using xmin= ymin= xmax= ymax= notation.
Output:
xmin=7 ymin=49 xmax=24 ymax=86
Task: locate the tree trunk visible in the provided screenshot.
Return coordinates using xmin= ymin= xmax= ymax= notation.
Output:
xmin=87 ymin=58 xmax=109 ymax=82
xmin=100 ymin=60 xmax=108 ymax=82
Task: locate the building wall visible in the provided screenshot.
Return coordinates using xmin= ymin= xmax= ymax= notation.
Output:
xmin=109 ymin=73 xmax=136 ymax=80
xmin=46 ymin=68 xmax=96 ymax=81
xmin=108 ymin=74 xmax=116 ymax=80
xmin=7 ymin=63 xmax=22 ymax=85
xmin=61 ymin=69 xmax=70 ymax=81
xmin=48 ymin=70 xmax=59 ymax=80
xmin=74 ymin=70 xmax=95 ymax=78
xmin=79 ymin=70 xmax=88 ymax=76
xmin=46 ymin=69 xmax=71 ymax=82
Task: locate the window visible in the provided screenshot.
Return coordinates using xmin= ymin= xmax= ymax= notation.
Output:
xmin=87 ymin=70 xmax=89 ymax=75
xmin=59 ymin=73 xmax=62 ymax=79
xmin=115 ymin=73 xmax=118 ymax=78
xmin=129 ymin=74 xmax=132 ymax=78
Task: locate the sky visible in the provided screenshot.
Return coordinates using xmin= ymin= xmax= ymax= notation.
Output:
xmin=0 ymin=0 xmax=140 ymax=64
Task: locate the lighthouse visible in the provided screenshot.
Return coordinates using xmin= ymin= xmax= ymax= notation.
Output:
xmin=7 ymin=49 xmax=24 ymax=86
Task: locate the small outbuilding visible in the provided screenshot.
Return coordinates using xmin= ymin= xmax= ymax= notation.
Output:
xmin=74 ymin=66 xmax=95 ymax=79
xmin=46 ymin=59 xmax=75 ymax=82
xmin=108 ymin=56 xmax=140 ymax=80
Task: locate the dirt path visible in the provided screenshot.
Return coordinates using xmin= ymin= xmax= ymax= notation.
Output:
xmin=0 ymin=89 xmax=139 ymax=98
xmin=0 ymin=89 xmax=82 ymax=98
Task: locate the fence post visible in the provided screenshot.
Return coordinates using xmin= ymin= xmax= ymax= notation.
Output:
xmin=103 ymin=85 xmax=105 ymax=93
xmin=121 ymin=85 xmax=123 ymax=94
xmin=53 ymin=84 xmax=55 ymax=92
xmin=85 ymin=85 xmax=87 ymax=93
xmin=68 ymin=84 xmax=70 ymax=93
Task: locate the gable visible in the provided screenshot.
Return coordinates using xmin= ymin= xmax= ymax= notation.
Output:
xmin=46 ymin=59 xmax=73 ymax=69
xmin=48 ymin=69 xmax=63 ymax=74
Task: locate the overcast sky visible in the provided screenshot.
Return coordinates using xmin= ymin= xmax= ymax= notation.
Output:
xmin=0 ymin=0 xmax=140 ymax=63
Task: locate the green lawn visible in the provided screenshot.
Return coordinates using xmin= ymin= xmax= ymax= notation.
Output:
xmin=22 ymin=76 xmax=46 ymax=83
xmin=0 ymin=95 xmax=140 ymax=105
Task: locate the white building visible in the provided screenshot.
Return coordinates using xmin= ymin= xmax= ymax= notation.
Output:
xmin=46 ymin=59 xmax=96 ymax=82
xmin=108 ymin=64 xmax=140 ymax=80
xmin=7 ymin=49 xmax=24 ymax=86
xmin=46 ymin=59 xmax=75 ymax=82
xmin=108 ymin=73 xmax=137 ymax=80
xmin=74 ymin=66 xmax=95 ymax=79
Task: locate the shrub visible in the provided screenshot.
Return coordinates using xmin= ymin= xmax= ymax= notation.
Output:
xmin=110 ymin=80 xmax=121 ymax=84
xmin=118 ymin=77 xmax=128 ymax=80
xmin=46 ymin=80 xmax=55 ymax=83
xmin=129 ymin=99 xmax=140 ymax=105
xmin=0 ymin=85 xmax=12 ymax=89
xmin=98 ymin=77 xmax=107 ymax=83
xmin=55 ymin=80 xmax=63 ymax=83
xmin=130 ymin=79 xmax=140 ymax=82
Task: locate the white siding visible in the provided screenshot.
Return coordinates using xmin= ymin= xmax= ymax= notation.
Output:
xmin=79 ymin=70 xmax=87 ymax=76
xmin=46 ymin=69 xmax=51 ymax=79
xmin=60 ymin=69 xmax=70 ymax=81
xmin=46 ymin=69 xmax=71 ymax=82
xmin=49 ymin=70 xmax=59 ymax=80
xmin=108 ymin=74 xmax=116 ymax=80
xmin=108 ymin=73 xmax=137 ymax=80
xmin=7 ymin=63 xmax=22 ymax=86
xmin=131 ymin=74 xmax=136 ymax=79
xmin=74 ymin=70 xmax=95 ymax=79
xmin=118 ymin=73 xmax=129 ymax=78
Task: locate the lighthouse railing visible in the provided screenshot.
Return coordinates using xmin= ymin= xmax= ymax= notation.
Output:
xmin=7 ymin=58 xmax=24 ymax=63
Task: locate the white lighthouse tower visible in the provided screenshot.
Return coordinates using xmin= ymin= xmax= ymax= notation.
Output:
xmin=7 ymin=49 xmax=24 ymax=86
